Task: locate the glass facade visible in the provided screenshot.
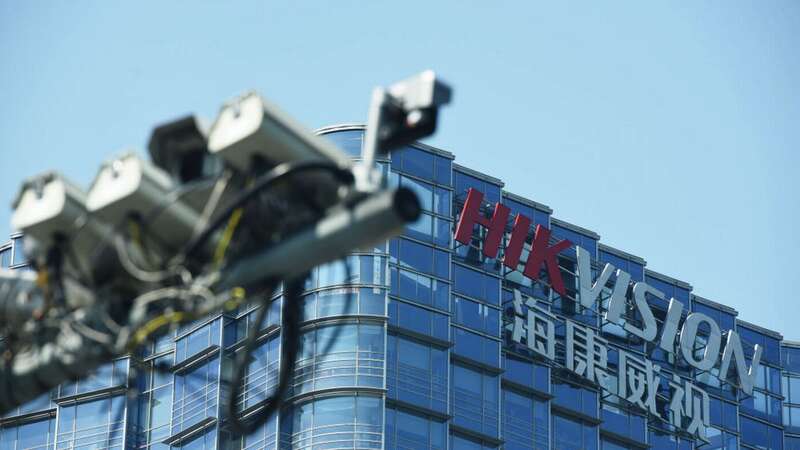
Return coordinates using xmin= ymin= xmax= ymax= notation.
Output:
xmin=0 ymin=126 xmax=795 ymax=450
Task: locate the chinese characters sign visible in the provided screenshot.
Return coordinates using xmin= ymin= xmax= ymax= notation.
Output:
xmin=455 ymin=188 xmax=764 ymax=441
xmin=508 ymin=291 xmax=711 ymax=440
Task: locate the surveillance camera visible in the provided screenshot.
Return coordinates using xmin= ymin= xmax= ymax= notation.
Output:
xmin=388 ymin=70 xmax=452 ymax=112
xmin=148 ymin=115 xmax=222 ymax=184
xmin=369 ymin=70 xmax=452 ymax=154
xmin=11 ymin=172 xmax=110 ymax=275
xmin=86 ymin=153 xmax=200 ymax=252
xmin=207 ymin=91 xmax=351 ymax=172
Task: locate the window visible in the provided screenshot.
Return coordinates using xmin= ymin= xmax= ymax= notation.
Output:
xmin=599 ymin=278 xmax=645 ymax=352
xmin=280 ymin=395 xmax=383 ymax=449
xmin=741 ymin=389 xmax=782 ymax=424
xmin=552 ymin=257 xmax=597 ymax=327
xmin=552 ymin=414 xmax=597 ymax=450
xmin=391 ymin=146 xmax=452 ymax=186
xmin=453 ymin=215 xmax=502 ymax=274
xmin=294 ymin=323 xmax=384 ymax=394
xmin=434 ymin=186 xmax=451 ymax=216
xmin=405 ymin=212 xmax=452 ymax=247
xmin=144 ymin=327 xmax=177 ymax=357
xmin=598 ymin=250 xmax=644 ymax=283
xmin=391 ymin=238 xmax=449 ymax=279
xmin=453 ymin=264 xmax=500 ymax=305
xmin=740 ymin=415 xmax=783 ymax=450
xmin=709 ymin=397 xmax=738 ymax=431
xmin=648 ymin=430 xmax=692 ymax=450
xmin=301 ymin=287 xmax=386 ymax=320
xmin=239 ymin=414 xmax=276 ymax=450
xmin=551 ymin=223 xmax=597 ymax=260
xmin=385 ymin=406 xmax=446 ymax=450
xmin=2 ymin=391 xmax=53 ymax=417
xmin=450 ymin=433 xmax=497 ymax=450
xmin=172 ymin=357 xmax=220 ymax=435
xmin=739 ymin=325 xmax=781 ymax=366
xmin=452 ymin=327 xmax=500 ymax=367
xmin=502 ymin=354 xmax=549 ymax=394
xmin=503 ymin=388 xmax=548 ymax=450
xmin=600 ymin=403 xmax=646 ymax=443
xmin=502 ymin=197 xmax=550 ymax=230
xmin=552 ymin=379 xmax=598 ymax=418
xmin=452 ymin=296 xmax=500 ymax=337
xmin=11 ymin=238 xmax=25 ymax=266
xmin=391 ymin=266 xmax=450 ymax=311
xmin=386 ymin=334 xmax=447 ymax=413
xmin=138 ymin=354 xmax=173 ymax=445
xmin=392 ymin=146 xmax=436 ymax=181
xmin=174 ymin=428 xmax=217 ymax=450
xmin=309 ymin=255 xmax=387 ymax=289
xmin=783 ymin=346 xmax=800 ymax=374
xmin=644 ymin=275 xmax=690 ymax=309
xmin=57 ymin=396 xmax=126 ymax=449
xmin=321 ymin=129 xmax=362 ymax=156
xmin=784 ymin=373 xmax=800 ymax=432
xmin=785 ymin=404 xmax=800 ymax=432
xmin=225 ymin=300 xmax=281 ymax=346
xmin=60 ymin=358 xmax=128 ymax=397
xmin=0 ymin=247 xmax=10 ymax=268
xmin=705 ymin=425 xmax=738 ymax=450
xmin=0 ymin=417 xmax=55 ymax=450
xmin=692 ymin=302 xmax=735 ymax=332
xmin=388 ymin=298 xmax=449 ymax=341
xmin=451 ymin=363 xmax=499 ymax=438
xmin=454 ymin=171 xmax=501 ymax=205
xmin=601 ymin=438 xmax=632 ymax=450
xmin=175 ymin=319 xmax=221 ymax=363
xmin=400 ymin=175 xmax=435 ymax=212
xmin=237 ymin=335 xmax=280 ymax=411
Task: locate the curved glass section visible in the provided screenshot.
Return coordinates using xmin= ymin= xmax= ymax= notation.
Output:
xmin=306 ymin=255 xmax=388 ymax=290
xmin=279 ymin=395 xmax=383 ymax=449
xmin=300 ymin=255 xmax=389 ymax=321
xmin=319 ymin=129 xmax=363 ymax=156
xmin=302 ymin=288 xmax=386 ymax=320
xmin=293 ymin=322 xmax=384 ymax=395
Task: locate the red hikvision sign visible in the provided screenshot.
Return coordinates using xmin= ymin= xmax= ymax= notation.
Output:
xmin=454 ymin=188 xmax=573 ymax=296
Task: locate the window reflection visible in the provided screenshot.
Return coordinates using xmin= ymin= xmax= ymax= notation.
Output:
xmin=451 ymin=363 xmax=499 ymax=437
xmin=57 ymin=396 xmax=126 ymax=449
xmin=0 ymin=417 xmax=55 ymax=450
xmin=387 ymin=334 xmax=447 ymax=413
xmin=294 ymin=323 xmax=384 ymax=394
xmin=280 ymin=396 xmax=383 ymax=449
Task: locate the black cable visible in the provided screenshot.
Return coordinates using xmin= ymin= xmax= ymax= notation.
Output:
xmin=82 ymin=175 xmax=221 ymax=287
xmin=226 ymin=276 xmax=305 ymax=435
xmin=180 ymin=161 xmax=353 ymax=262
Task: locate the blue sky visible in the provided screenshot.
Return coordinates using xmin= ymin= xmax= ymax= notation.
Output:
xmin=1 ymin=2 xmax=798 ymax=337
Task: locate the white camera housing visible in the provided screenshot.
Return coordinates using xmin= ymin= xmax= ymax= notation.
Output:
xmin=207 ymin=91 xmax=350 ymax=172
xmin=11 ymin=172 xmax=110 ymax=275
xmin=86 ymin=152 xmax=199 ymax=251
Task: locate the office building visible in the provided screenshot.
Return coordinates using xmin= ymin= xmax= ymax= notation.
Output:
xmin=1 ymin=125 xmax=797 ymax=450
